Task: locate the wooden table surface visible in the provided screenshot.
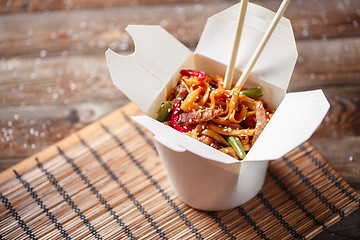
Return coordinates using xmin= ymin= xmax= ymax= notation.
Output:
xmin=0 ymin=0 xmax=359 ymax=239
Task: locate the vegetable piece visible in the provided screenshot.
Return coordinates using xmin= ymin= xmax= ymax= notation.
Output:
xmin=226 ymin=136 xmax=247 ymax=160
xmin=180 ymin=70 xmax=206 ymax=81
xmin=238 ymin=87 xmax=264 ymax=99
xmin=157 ymin=101 xmax=173 ymax=122
xmin=170 ymin=101 xmax=195 ymax=132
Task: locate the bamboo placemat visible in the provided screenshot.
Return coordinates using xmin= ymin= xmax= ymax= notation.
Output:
xmin=0 ymin=102 xmax=359 ymax=240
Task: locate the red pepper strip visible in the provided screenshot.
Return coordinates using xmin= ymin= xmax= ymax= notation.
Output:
xmin=170 ymin=101 xmax=195 ymax=133
xmin=180 ymin=70 xmax=206 ymax=81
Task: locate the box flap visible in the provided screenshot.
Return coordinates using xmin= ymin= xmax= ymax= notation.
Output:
xmin=195 ymin=2 xmax=298 ymax=90
xmin=106 ymin=3 xmax=326 ymax=164
xmin=133 ymin=89 xmax=329 ymax=163
xmin=106 ymin=25 xmax=191 ymax=114
xmin=243 ymin=89 xmax=330 ymax=161
xmin=132 ymin=115 xmax=239 ymax=164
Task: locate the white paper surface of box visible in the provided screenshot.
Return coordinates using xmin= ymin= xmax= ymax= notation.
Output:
xmin=105 ymin=2 xmax=330 ymax=210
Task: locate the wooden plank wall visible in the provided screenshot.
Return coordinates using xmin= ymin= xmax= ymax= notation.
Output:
xmin=0 ymin=0 xmax=359 ymax=238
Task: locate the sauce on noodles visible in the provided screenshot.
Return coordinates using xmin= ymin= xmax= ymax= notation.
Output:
xmin=157 ymin=70 xmax=273 ymax=160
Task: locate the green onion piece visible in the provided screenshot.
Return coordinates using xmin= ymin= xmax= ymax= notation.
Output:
xmin=157 ymin=101 xmax=173 ymax=122
xmin=238 ymin=87 xmax=264 ymax=99
xmin=226 ymin=136 xmax=247 ymax=160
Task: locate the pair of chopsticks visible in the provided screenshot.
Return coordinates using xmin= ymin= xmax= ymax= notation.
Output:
xmin=223 ymin=0 xmax=291 ymax=90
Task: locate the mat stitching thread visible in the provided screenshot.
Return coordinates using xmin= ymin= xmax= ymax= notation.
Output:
xmin=267 ymin=168 xmax=326 ymax=230
xmin=36 ymin=159 xmax=102 ymax=240
xmin=57 ymin=147 xmax=135 ymax=240
xmin=125 ymin=115 xmax=273 ymax=239
xmin=208 ymin=212 xmax=236 ymax=239
xmin=13 ymin=170 xmax=71 ymax=240
xmin=282 ymin=156 xmax=345 ymax=218
xmin=237 ymin=207 xmax=269 ymax=240
xmin=79 ymin=138 xmax=168 ymax=240
xmin=123 ymin=116 xmax=157 ymax=152
xmin=299 ymin=144 xmax=360 ymax=206
xmin=0 ymin=191 xmax=37 ymax=239
xmin=102 ymin=121 xmax=204 ymax=240
xmin=257 ymin=193 xmax=305 ymax=239
xmin=125 ymin=115 xmax=308 ymax=239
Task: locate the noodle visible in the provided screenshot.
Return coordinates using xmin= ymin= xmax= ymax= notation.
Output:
xmin=157 ymin=70 xmax=273 ymax=160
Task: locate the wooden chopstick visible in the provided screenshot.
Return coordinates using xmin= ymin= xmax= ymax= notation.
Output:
xmin=223 ymin=0 xmax=249 ymax=90
xmin=236 ymin=0 xmax=291 ymax=87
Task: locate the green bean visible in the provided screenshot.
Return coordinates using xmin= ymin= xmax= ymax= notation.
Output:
xmin=157 ymin=101 xmax=173 ymax=122
xmin=226 ymin=136 xmax=247 ymax=160
xmin=238 ymin=87 xmax=264 ymax=99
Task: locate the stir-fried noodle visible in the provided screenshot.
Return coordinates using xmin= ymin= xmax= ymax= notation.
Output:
xmin=157 ymin=70 xmax=273 ymax=160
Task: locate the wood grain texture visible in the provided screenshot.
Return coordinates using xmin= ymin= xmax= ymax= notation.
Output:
xmin=0 ymin=86 xmax=357 ymax=160
xmin=1 ymin=1 xmax=360 ymax=58
xmin=1 ymin=37 xmax=359 ymax=106
xmin=315 ymin=85 xmax=360 ymax=138
xmin=0 ymin=0 xmax=222 ymax=13
xmin=0 ymin=100 xmax=126 ymax=160
xmin=0 ymin=0 xmax=359 ymax=238
xmin=0 ymin=102 xmax=358 ymax=240
xmin=289 ymin=37 xmax=360 ymax=91
xmin=0 ymin=54 xmax=127 ymax=106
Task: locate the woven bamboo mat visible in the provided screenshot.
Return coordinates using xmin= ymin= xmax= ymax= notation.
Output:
xmin=0 ymin=102 xmax=359 ymax=240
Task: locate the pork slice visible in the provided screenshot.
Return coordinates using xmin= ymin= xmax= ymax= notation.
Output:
xmin=252 ymin=101 xmax=267 ymax=144
xmin=178 ymin=108 xmax=223 ymax=125
xmin=198 ymin=135 xmax=220 ymax=149
xmin=171 ymin=83 xmax=188 ymax=104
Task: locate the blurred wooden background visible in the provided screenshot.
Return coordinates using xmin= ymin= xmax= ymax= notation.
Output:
xmin=0 ymin=0 xmax=359 ymax=239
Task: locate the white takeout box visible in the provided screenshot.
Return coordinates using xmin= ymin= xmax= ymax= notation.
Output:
xmin=105 ymin=2 xmax=330 ymax=211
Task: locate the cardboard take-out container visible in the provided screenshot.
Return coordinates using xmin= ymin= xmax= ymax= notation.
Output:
xmin=105 ymin=2 xmax=330 ymax=211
